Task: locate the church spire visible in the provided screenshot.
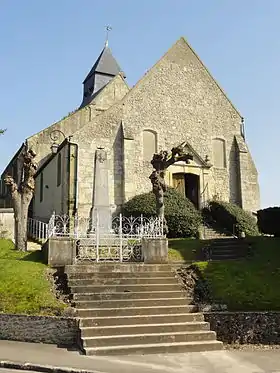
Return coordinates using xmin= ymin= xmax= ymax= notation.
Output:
xmin=80 ymin=29 xmax=124 ymax=108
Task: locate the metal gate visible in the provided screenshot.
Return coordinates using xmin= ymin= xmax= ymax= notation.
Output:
xmin=48 ymin=212 xmax=164 ymax=262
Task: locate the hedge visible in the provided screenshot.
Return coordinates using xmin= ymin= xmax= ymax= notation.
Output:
xmin=122 ymin=188 xmax=202 ymax=238
xmin=257 ymin=207 xmax=280 ymax=237
xmin=208 ymin=200 xmax=259 ymax=237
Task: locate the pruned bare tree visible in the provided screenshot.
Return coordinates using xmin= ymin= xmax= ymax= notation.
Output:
xmin=149 ymin=144 xmax=193 ymax=230
xmin=4 ymin=146 xmax=37 ymax=251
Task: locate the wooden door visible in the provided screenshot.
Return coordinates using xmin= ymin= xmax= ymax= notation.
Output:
xmin=172 ymin=173 xmax=186 ymax=197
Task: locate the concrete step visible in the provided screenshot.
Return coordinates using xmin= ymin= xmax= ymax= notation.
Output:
xmin=84 ymin=340 xmax=223 ymax=355
xmin=80 ymin=321 xmax=210 ymax=337
xmin=80 ymin=313 xmax=205 ymax=327
xmin=82 ymin=330 xmax=217 ymax=348
xmin=68 ymin=271 xmax=174 ymax=279
xmin=71 ymin=284 xmax=181 ymax=294
xmin=68 ymin=277 xmax=178 ymax=286
xmin=73 ymin=291 xmax=186 ymax=301
xmin=74 ymin=297 xmax=192 ymax=309
xmin=65 ymin=264 xmax=173 ymax=274
xmin=76 ymin=305 xmax=197 ymax=318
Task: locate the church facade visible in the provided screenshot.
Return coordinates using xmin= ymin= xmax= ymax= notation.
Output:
xmin=1 ymin=37 xmax=260 ymax=221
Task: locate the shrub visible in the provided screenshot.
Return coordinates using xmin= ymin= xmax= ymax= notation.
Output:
xmin=122 ymin=188 xmax=202 ymax=238
xmin=208 ymin=200 xmax=259 ymax=237
xmin=257 ymin=207 xmax=280 ymax=237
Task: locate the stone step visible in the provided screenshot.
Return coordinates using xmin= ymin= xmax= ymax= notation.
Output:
xmin=82 ymin=330 xmax=217 ymax=348
xmin=210 ymin=241 xmax=245 ymax=247
xmin=80 ymin=321 xmax=210 ymax=337
xmin=210 ymin=249 xmax=247 ymax=255
xmin=73 ymin=291 xmax=186 ymax=301
xmin=71 ymin=284 xmax=181 ymax=294
xmin=74 ymin=297 xmax=192 ymax=309
xmin=210 ymin=255 xmax=244 ymax=260
xmin=68 ymin=271 xmax=174 ymax=279
xmin=80 ymin=313 xmax=204 ymax=327
xmin=65 ymin=264 xmax=172 ymax=274
xmin=68 ymin=277 xmax=178 ymax=286
xmin=84 ymin=340 xmax=223 ymax=355
xmin=75 ymin=305 xmax=197 ymax=318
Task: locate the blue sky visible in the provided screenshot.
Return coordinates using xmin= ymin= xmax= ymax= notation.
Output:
xmin=0 ymin=0 xmax=279 ymax=208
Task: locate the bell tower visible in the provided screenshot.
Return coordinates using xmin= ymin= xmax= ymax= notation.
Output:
xmin=80 ymin=39 xmax=124 ymax=108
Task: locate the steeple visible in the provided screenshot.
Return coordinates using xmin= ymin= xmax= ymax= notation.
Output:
xmin=80 ymin=43 xmax=124 ymax=108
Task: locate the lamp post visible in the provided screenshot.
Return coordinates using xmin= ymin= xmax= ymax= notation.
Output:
xmin=50 ymin=129 xmax=66 ymax=154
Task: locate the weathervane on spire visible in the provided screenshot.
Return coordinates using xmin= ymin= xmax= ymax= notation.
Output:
xmin=105 ymin=25 xmax=112 ymax=47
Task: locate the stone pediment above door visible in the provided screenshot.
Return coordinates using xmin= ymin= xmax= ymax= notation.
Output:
xmin=175 ymin=141 xmax=212 ymax=169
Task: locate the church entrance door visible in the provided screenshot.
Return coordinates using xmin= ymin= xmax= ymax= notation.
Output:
xmin=172 ymin=173 xmax=200 ymax=209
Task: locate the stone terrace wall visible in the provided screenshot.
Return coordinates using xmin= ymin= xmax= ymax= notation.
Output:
xmin=0 ymin=314 xmax=79 ymax=346
xmin=0 ymin=208 xmax=14 ymax=240
xmin=205 ymin=312 xmax=280 ymax=344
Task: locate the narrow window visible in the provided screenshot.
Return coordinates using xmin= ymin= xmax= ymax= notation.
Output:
xmin=143 ymin=130 xmax=157 ymax=161
xmin=40 ymin=173 xmax=44 ymax=202
xmin=213 ymin=138 xmax=226 ymax=168
xmin=57 ymin=153 xmax=62 ymax=187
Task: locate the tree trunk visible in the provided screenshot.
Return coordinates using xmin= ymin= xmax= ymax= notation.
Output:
xmin=157 ymin=189 xmax=165 ymax=220
xmin=15 ymin=212 xmax=28 ymax=251
xmin=4 ymin=147 xmax=37 ymax=252
xmin=13 ymin=195 xmax=29 ymax=251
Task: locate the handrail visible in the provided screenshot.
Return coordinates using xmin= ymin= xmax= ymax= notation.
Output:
xmin=27 ymin=218 xmax=49 ymax=242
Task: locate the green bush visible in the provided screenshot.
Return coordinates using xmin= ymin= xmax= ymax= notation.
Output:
xmin=122 ymin=188 xmax=202 ymax=238
xmin=257 ymin=207 xmax=280 ymax=237
xmin=208 ymin=200 xmax=259 ymax=237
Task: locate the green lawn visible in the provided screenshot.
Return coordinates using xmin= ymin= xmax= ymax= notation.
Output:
xmin=194 ymin=237 xmax=280 ymax=311
xmin=168 ymin=238 xmax=204 ymax=262
xmin=0 ymin=239 xmax=66 ymax=315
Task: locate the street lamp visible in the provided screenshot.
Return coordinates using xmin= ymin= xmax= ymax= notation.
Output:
xmin=50 ymin=129 xmax=66 ymax=154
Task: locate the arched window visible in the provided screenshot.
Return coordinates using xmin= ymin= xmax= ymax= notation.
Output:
xmin=143 ymin=130 xmax=157 ymax=161
xmin=57 ymin=153 xmax=62 ymax=187
xmin=212 ymin=138 xmax=226 ymax=168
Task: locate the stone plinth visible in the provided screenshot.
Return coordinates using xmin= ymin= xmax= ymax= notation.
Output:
xmin=142 ymin=237 xmax=168 ymax=264
xmin=43 ymin=237 xmax=76 ymax=267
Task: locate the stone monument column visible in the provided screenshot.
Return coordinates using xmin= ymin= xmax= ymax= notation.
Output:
xmin=91 ymin=147 xmax=112 ymax=233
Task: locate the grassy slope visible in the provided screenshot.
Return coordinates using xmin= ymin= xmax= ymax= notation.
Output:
xmin=195 ymin=237 xmax=280 ymax=311
xmin=0 ymin=239 xmax=66 ymax=315
xmin=168 ymin=238 xmax=203 ymax=261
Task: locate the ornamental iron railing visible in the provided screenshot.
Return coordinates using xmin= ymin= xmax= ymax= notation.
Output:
xmin=30 ymin=211 xmax=164 ymax=262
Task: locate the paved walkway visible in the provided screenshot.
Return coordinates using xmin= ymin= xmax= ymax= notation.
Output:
xmin=1 ymin=340 xmax=280 ymax=373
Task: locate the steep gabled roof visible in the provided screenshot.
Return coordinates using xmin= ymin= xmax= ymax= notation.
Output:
xmin=83 ymin=46 xmax=123 ymax=83
xmin=121 ymin=37 xmax=242 ymax=118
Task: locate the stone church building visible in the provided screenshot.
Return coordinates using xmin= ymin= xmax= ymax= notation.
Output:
xmin=1 ymin=37 xmax=260 ymax=222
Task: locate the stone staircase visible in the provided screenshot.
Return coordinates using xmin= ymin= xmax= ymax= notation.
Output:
xmin=202 ymin=224 xmax=234 ymax=240
xmin=205 ymin=238 xmax=251 ymax=261
xmin=200 ymin=223 xmax=251 ymax=261
xmin=65 ymin=263 xmax=223 ymax=355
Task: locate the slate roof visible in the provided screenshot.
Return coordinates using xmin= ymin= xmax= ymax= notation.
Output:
xmin=83 ymin=46 xmax=123 ymax=83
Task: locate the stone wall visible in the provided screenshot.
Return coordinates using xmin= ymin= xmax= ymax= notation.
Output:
xmin=205 ymin=312 xmax=280 ymax=344
xmin=0 ymin=314 xmax=79 ymax=346
xmin=71 ymin=37 xmax=260 ymax=216
xmin=0 ymin=208 xmax=14 ymax=240
xmin=18 ymin=37 xmax=259 ymax=218
xmin=33 ymin=144 xmax=69 ymax=221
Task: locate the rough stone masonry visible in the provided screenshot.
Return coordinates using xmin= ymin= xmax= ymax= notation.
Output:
xmin=2 ymin=37 xmax=260 ymax=221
